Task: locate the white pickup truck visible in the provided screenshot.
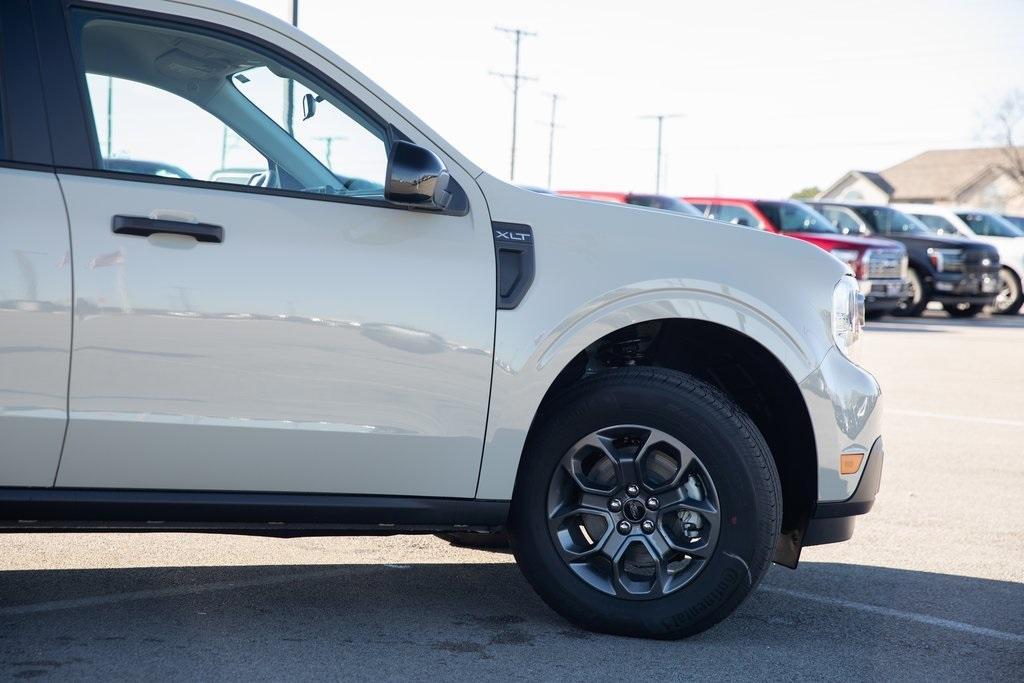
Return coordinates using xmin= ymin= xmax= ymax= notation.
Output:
xmin=893 ymin=203 xmax=1024 ymax=315
xmin=0 ymin=0 xmax=882 ymax=638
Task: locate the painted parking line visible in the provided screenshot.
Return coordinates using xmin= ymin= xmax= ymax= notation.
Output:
xmin=763 ymin=586 xmax=1024 ymax=644
xmin=0 ymin=567 xmax=355 ymax=617
xmin=889 ymin=408 xmax=1024 ymax=429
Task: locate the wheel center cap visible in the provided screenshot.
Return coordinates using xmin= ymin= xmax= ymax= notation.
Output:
xmin=623 ymin=499 xmax=646 ymax=522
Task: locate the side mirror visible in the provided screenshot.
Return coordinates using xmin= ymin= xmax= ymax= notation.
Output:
xmin=385 ymin=141 xmax=452 ymax=210
xmin=731 ymin=217 xmax=751 ymax=227
xmin=301 ymin=93 xmax=317 ymax=121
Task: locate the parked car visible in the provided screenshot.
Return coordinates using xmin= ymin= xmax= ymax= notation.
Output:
xmin=104 ymin=158 xmax=192 ymax=179
xmin=892 ymin=204 xmax=1024 ymax=315
xmin=558 ymin=190 xmax=704 ymax=216
xmin=808 ymin=201 xmax=1000 ymax=317
xmin=684 ymin=197 xmax=909 ymax=317
xmin=208 ymin=167 xmax=265 ymax=185
xmin=0 ymin=0 xmax=882 ymax=639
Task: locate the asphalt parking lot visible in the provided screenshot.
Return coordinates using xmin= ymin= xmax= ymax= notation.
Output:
xmin=1 ymin=311 xmax=1022 ymax=681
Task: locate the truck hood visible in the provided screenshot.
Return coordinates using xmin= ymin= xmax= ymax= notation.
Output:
xmin=889 ymin=232 xmax=992 ymax=252
xmin=786 ymin=231 xmax=903 ymax=252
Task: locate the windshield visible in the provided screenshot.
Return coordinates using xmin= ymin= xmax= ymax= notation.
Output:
xmin=756 ymin=200 xmax=839 ymax=233
xmin=627 ymin=194 xmax=703 ymax=217
xmin=850 ymin=206 xmax=930 ymax=235
xmin=956 ymin=212 xmax=1024 ymax=238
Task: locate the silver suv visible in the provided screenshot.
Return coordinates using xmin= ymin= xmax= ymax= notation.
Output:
xmin=0 ymin=0 xmax=882 ymax=638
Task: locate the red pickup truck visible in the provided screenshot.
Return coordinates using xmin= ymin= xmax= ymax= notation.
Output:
xmin=557 ymin=190 xmax=704 ymax=216
xmin=685 ymin=197 xmax=909 ymax=316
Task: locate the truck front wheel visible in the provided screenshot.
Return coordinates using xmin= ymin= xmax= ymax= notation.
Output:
xmin=993 ymin=267 xmax=1024 ymax=315
xmin=508 ymin=367 xmax=781 ymax=639
xmin=893 ymin=267 xmax=927 ymax=317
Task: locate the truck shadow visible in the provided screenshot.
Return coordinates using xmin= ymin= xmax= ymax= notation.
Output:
xmin=0 ymin=559 xmax=1020 ymax=679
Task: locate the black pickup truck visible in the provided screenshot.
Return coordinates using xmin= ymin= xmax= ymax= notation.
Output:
xmin=808 ymin=201 xmax=1000 ymax=317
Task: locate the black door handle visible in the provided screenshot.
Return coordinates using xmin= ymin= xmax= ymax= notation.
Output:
xmin=112 ymin=215 xmax=224 ymax=243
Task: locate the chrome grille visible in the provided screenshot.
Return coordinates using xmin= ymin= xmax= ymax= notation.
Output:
xmin=866 ymin=249 xmax=905 ymax=279
xmin=931 ymin=248 xmax=965 ymax=273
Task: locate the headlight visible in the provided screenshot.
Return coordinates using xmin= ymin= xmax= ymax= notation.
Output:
xmin=832 ymin=276 xmax=865 ymax=362
xmin=830 ymin=248 xmax=861 ymax=276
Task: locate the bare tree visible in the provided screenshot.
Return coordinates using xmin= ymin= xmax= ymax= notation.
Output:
xmin=990 ymin=90 xmax=1024 ymax=198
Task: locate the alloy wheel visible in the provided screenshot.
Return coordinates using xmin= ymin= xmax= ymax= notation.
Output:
xmin=994 ymin=270 xmax=1019 ymax=314
xmin=546 ymin=425 xmax=720 ymax=600
xmin=901 ymin=271 xmax=921 ymax=309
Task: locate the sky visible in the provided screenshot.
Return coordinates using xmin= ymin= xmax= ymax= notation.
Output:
xmin=237 ymin=0 xmax=1022 ymax=198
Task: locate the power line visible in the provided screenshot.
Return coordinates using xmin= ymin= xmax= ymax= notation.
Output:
xmin=640 ymin=113 xmax=684 ymax=194
xmin=490 ymin=27 xmax=537 ymax=182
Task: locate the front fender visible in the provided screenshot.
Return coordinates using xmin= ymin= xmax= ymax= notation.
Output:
xmin=475 ymin=283 xmax=830 ymax=500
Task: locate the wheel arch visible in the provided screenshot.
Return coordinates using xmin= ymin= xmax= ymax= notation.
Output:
xmin=490 ymin=316 xmax=821 ymax=568
xmin=1000 ymin=262 xmax=1023 ymax=282
xmin=905 ymin=256 xmax=931 ymax=280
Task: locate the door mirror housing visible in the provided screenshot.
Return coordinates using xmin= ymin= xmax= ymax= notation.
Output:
xmin=385 ymin=141 xmax=452 ymax=210
xmin=301 ymin=93 xmax=317 ymax=120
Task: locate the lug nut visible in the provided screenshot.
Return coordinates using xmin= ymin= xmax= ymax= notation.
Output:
xmin=625 ymin=484 xmax=640 ymax=497
xmin=608 ymin=498 xmax=623 ymax=512
xmin=616 ymin=520 xmax=632 ymax=535
xmin=646 ymin=496 xmax=659 ymax=511
xmin=641 ymin=519 xmax=656 ymax=534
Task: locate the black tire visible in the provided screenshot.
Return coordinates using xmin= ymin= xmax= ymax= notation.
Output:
xmin=892 ymin=267 xmax=927 ymax=317
xmin=436 ymin=531 xmax=510 ymax=549
xmin=943 ymin=302 xmax=984 ymax=318
xmin=993 ymin=268 xmax=1024 ymax=315
xmin=508 ymin=367 xmax=781 ymax=639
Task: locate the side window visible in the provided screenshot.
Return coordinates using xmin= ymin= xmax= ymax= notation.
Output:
xmin=70 ymin=10 xmax=388 ymax=198
xmin=708 ymin=204 xmax=761 ymax=229
xmin=85 ymin=75 xmax=266 ymax=182
xmin=916 ymin=214 xmax=958 ymax=236
xmin=954 ymin=212 xmax=1023 ymax=237
xmin=822 ymin=206 xmax=863 ymax=234
xmin=231 ymin=67 xmax=387 ymax=190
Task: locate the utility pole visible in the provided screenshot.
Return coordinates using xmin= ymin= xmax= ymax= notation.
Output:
xmin=284 ymin=0 xmax=299 ymax=136
xmin=106 ymin=76 xmax=113 ymax=158
xmin=315 ymin=136 xmax=346 ymax=170
xmin=490 ymin=27 xmax=537 ymax=182
xmin=540 ymin=92 xmax=562 ymax=189
xmin=640 ymin=113 xmax=684 ymax=194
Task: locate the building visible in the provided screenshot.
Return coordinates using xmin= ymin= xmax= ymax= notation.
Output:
xmin=820 ymin=147 xmax=1024 ymax=213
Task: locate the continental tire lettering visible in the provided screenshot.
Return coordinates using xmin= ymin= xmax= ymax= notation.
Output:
xmin=656 ymin=567 xmax=742 ymax=631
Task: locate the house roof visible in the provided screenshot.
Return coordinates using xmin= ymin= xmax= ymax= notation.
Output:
xmin=817 ymin=170 xmax=895 ymax=199
xmin=879 ymin=147 xmax=1022 ymax=201
xmin=854 ymin=171 xmax=895 ymax=196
